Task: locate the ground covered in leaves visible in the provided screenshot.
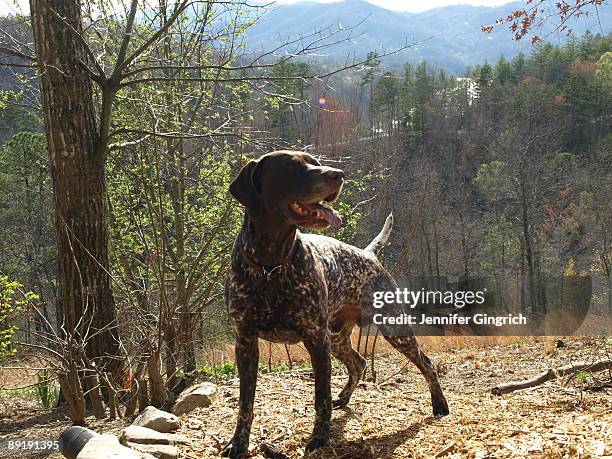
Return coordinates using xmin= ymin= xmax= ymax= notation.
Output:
xmin=1 ymin=337 xmax=611 ymax=458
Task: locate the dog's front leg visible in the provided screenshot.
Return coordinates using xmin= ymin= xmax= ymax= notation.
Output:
xmin=304 ymin=333 xmax=332 ymax=452
xmin=221 ymin=333 xmax=259 ymax=458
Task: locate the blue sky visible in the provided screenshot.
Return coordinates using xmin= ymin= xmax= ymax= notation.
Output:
xmin=0 ymin=0 xmax=515 ymax=16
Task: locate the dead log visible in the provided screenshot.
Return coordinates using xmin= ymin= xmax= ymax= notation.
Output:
xmin=491 ymin=359 xmax=612 ymax=396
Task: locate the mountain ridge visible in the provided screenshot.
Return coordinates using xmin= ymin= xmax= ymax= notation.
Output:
xmin=245 ymin=0 xmax=611 ymax=73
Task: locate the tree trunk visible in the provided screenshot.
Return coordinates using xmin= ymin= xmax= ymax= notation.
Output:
xmin=519 ymin=183 xmax=537 ymax=316
xmin=147 ymin=349 xmax=167 ymax=407
xmin=30 ymin=0 xmax=119 ymax=373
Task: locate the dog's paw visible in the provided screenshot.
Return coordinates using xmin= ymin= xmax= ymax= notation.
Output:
xmin=220 ymin=441 xmax=247 ymax=458
xmin=306 ymin=435 xmax=329 ymax=453
xmin=432 ymin=397 xmax=449 ymax=416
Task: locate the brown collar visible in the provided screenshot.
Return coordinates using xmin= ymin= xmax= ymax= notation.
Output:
xmin=239 ymin=238 xmax=297 ymax=281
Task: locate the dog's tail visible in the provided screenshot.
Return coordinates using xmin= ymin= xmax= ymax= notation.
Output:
xmin=364 ymin=213 xmax=394 ymax=255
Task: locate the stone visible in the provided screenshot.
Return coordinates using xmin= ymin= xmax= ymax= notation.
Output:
xmin=126 ymin=442 xmax=179 ymax=459
xmin=171 ymin=382 xmax=218 ymax=416
xmin=133 ymin=406 xmax=180 ymax=433
xmin=76 ymin=434 xmax=154 ymax=459
xmin=119 ymin=425 xmax=188 ymax=446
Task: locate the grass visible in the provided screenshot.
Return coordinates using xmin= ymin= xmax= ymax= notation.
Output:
xmin=200 ymin=360 xmax=314 ymax=379
xmin=575 ymin=370 xmax=590 ymax=383
xmin=195 ymin=337 xmax=541 ymax=381
xmin=0 ymin=371 xmax=59 ymax=408
xmin=201 ymin=361 xmax=236 ymax=378
xmin=35 ymin=369 xmax=59 ymax=409
xmin=0 ymin=386 xmax=37 ymax=398
xmin=260 ymin=362 xmax=312 ymax=374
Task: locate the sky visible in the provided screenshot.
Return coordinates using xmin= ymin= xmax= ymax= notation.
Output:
xmin=0 ymin=0 xmax=516 ymax=16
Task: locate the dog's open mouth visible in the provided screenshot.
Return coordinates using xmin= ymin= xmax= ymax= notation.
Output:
xmin=288 ymin=191 xmax=342 ymax=229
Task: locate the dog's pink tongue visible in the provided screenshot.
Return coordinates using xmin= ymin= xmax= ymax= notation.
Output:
xmin=320 ymin=206 xmax=342 ymax=229
xmin=302 ymin=203 xmax=343 ymax=229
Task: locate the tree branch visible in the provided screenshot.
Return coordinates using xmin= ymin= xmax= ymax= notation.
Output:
xmin=491 ymin=359 xmax=612 ymax=395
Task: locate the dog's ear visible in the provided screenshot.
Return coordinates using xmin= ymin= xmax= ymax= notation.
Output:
xmin=229 ymin=159 xmax=262 ymax=216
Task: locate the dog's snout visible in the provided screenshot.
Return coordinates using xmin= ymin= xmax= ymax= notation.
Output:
xmin=325 ymin=169 xmax=345 ymax=180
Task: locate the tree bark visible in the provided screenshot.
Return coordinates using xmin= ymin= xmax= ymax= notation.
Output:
xmin=30 ymin=0 xmax=119 ymax=373
xmin=147 ymin=349 xmax=167 ymax=407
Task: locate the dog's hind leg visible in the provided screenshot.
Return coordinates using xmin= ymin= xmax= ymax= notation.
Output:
xmin=384 ymin=335 xmax=449 ymax=416
xmin=331 ymin=324 xmax=366 ymax=409
xmin=360 ymin=272 xmax=449 ymax=417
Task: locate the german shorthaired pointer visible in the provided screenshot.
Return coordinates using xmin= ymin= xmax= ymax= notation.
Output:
xmin=222 ymin=150 xmax=449 ymax=457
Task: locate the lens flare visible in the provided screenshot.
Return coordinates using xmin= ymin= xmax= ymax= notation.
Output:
xmin=318 ymin=97 xmax=326 ymax=107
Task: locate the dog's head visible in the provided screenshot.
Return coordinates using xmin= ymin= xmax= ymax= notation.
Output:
xmin=230 ymin=150 xmax=344 ymax=229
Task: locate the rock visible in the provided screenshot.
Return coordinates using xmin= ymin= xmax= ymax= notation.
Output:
xmin=171 ymin=382 xmax=218 ymax=416
xmin=133 ymin=406 xmax=180 ymax=433
xmin=77 ymin=434 xmax=154 ymax=459
xmin=126 ymin=442 xmax=179 ymax=459
xmin=119 ymin=425 xmax=188 ymax=446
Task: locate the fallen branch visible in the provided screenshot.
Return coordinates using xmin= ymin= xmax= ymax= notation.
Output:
xmin=490 ymin=359 xmax=612 ymax=396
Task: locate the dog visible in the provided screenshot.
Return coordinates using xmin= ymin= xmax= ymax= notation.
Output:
xmin=222 ymin=150 xmax=449 ymax=457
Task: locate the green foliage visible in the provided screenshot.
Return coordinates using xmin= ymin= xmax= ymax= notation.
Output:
xmin=260 ymin=361 xmax=311 ymax=373
xmin=265 ymin=60 xmax=313 ymax=145
xmin=0 ymin=132 xmax=54 ymax=290
xmin=200 ymin=361 xmax=236 ymax=377
xmin=0 ymin=386 xmax=37 ymax=399
xmin=0 ymin=91 xmax=41 ymax=144
xmin=374 ymin=72 xmax=399 ymax=108
xmin=475 ymin=160 xmax=513 ymax=200
xmin=360 ymin=51 xmax=381 ymax=87
xmin=575 ymin=371 xmax=590 ymax=383
xmin=396 ymin=61 xmax=438 ymax=145
xmin=493 ymin=56 xmax=514 ymax=84
xmin=333 ymin=168 xmax=386 ymax=244
xmin=481 ymin=216 xmax=521 ymax=274
xmin=35 ymin=369 xmax=59 ymax=409
xmin=200 ymin=360 xmax=312 ymax=378
xmin=476 ymin=61 xmax=493 ymax=90
xmin=0 ymin=276 xmax=36 ymax=360
xmin=105 ymin=18 xmax=248 ymax=326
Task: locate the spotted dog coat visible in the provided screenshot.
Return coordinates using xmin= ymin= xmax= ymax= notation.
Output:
xmin=222 ymin=151 xmax=449 ymax=458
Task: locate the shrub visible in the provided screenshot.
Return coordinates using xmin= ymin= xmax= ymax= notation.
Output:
xmin=0 ymin=276 xmax=34 ymax=360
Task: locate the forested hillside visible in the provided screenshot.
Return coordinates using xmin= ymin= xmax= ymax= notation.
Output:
xmin=251 ymin=33 xmax=611 ymax=296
